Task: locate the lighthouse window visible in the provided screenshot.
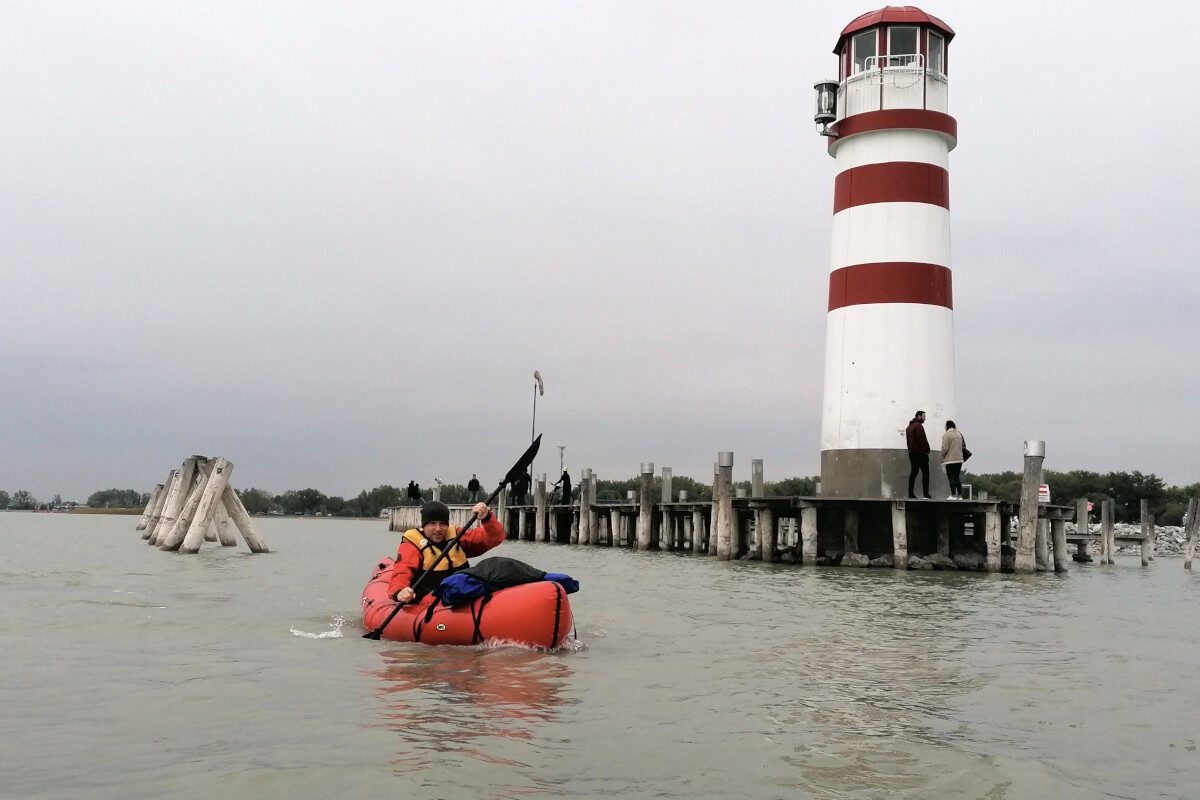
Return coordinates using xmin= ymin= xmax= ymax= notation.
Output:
xmin=851 ymin=31 xmax=876 ymax=73
xmin=888 ymin=26 xmax=919 ymax=66
xmin=928 ymin=31 xmax=945 ymax=74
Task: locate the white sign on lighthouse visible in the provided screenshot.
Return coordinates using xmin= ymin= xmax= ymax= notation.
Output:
xmin=815 ymin=6 xmax=958 ymax=498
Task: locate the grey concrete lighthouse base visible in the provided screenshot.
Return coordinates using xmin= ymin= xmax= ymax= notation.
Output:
xmin=821 ymin=448 xmax=951 ymax=499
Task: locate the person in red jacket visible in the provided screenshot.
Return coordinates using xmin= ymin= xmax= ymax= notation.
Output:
xmin=905 ymin=410 xmax=932 ymax=499
xmin=388 ymin=500 xmax=505 ymax=603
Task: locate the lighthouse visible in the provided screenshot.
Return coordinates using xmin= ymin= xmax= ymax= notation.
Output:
xmin=814 ymin=6 xmax=957 ymax=499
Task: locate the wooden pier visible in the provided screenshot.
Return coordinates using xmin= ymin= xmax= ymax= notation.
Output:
xmin=385 ymin=443 xmax=1200 ymax=573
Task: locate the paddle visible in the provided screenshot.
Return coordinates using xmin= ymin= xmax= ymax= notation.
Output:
xmin=363 ymin=434 xmax=542 ymax=640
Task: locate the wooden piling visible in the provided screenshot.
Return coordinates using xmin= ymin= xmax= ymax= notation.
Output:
xmin=577 ymin=469 xmax=592 ymax=545
xmin=714 ymin=452 xmax=734 ymax=560
xmin=137 ymin=483 xmax=165 ymax=531
xmin=160 ymin=460 xmax=213 ymax=551
xmin=1140 ymin=500 xmax=1152 ymax=567
xmin=751 ymin=459 xmax=763 ymax=497
xmin=984 ymin=509 xmax=1001 ymax=572
xmin=692 ymin=508 xmax=706 ymax=554
xmin=535 ymin=476 xmax=548 ymax=542
xmin=140 ymin=475 xmax=172 ymax=539
xmin=1051 ymin=517 xmax=1069 ymax=573
xmin=212 ymin=502 xmax=238 ymax=546
xmin=800 ymin=505 xmax=818 ymax=565
xmin=609 ymin=508 xmax=622 ymax=547
xmin=151 ymin=458 xmax=198 ymax=546
xmin=891 ymin=500 xmax=908 ymax=570
xmin=180 ymin=458 xmax=232 ymax=553
xmin=1036 ymin=518 xmax=1051 ymax=572
xmin=220 ymin=485 xmax=268 ymax=552
xmin=758 ymin=509 xmax=776 ymax=563
xmin=1183 ymin=498 xmax=1198 ymax=570
xmin=636 ymin=463 xmax=654 ymax=551
xmin=1100 ymin=498 xmax=1115 ymax=563
xmin=1014 ymin=441 xmax=1044 ymax=574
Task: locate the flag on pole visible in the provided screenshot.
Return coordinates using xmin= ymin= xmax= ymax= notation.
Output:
xmin=533 ymin=370 xmax=544 ymax=396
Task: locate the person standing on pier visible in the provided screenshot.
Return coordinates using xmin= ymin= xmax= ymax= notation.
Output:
xmin=905 ymin=411 xmax=932 ymax=499
xmin=467 ymin=474 xmax=481 ymax=503
xmin=388 ymin=500 xmax=505 ymax=603
xmin=511 ymin=471 xmax=530 ymax=505
xmin=554 ymin=468 xmax=572 ymax=504
xmin=940 ymin=421 xmax=966 ymax=500
xmin=407 ymin=480 xmax=423 ymax=506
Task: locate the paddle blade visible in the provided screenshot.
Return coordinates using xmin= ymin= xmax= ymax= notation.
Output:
xmin=502 ymin=434 xmax=541 ymax=487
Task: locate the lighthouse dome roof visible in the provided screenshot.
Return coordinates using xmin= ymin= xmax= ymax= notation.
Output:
xmin=834 ymin=6 xmax=955 ymax=53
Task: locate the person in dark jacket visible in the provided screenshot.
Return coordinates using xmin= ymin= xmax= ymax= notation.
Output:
xmin=554 ymin=468 xmax=572 ymax=504
xmin=905 ymin=410 xmax=932 ymax=499
xmin=467 ymin=474 xmax=481 ymax=503
xmin=387 ymin=500 xmax=505 ymax=603
xmin=407 ymin=480 xmax=423 ymax=506
xmin=511 ymin=471 xmax=530 ymax=505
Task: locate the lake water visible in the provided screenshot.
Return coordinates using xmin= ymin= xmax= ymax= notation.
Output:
xmin=3 ymin=513 xmax=1198 ymax=799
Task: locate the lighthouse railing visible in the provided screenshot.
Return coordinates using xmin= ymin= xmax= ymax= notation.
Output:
xmin=838 ymin=53 xmax=947 ymax=119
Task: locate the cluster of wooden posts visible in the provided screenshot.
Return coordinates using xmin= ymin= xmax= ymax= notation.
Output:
xmin=138 ymin=455 xmax=268 ymax=554
xmin=389 ymin=444 xmax=1200 ymax=574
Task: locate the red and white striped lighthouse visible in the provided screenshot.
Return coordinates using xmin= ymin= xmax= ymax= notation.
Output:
xmin=814 ymin=7 xmax=957 ymax=498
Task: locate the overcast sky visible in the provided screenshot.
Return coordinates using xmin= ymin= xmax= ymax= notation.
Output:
xmin=3 ymin=1 xmax=1198 ymax=501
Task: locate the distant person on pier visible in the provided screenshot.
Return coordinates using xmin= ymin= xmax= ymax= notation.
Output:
xmin=388 ymin=500 xmax=505 ymax=603
xmin=553 ymin=468 xmax=572 ymax=504
xmin=407 ymin=480 xmax=423 ymax=506
xmin=467 ymin=474 xmax=481 ymax=503
xmin=940 ymin=420 xmax=966 ymax=500
xmin=511 ymin=471 xmax=530 ymax=505
xmin=905 ymin=410 xmax=932 ymax=499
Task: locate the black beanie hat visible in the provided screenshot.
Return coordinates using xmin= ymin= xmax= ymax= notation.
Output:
xmin=420 ymin=501 xmax=450 ymax=527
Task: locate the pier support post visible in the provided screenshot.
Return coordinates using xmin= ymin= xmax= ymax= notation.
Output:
xmin=843 ymin=509 xmax=859 ymax=554
xmin=800 ymin=505 xmax=818 ymax=565
xmin=637 ymin=463 xmax=654 ymax=551
xmin=1140 ymin=500 xmax=1153 ymax=566
xmin=577 ymin=469 xmax=592 ymax=545
xmin=609 ymin=509 xmax=622 ymax=547
xmin=714 ymin=452 xmax=734 ymax=560
xmin=535 ymin=476 xmax=548 ymax=542
xmin=692 ymin=508 xmax=706 ymax=554
xmin=1051 ymin=517 xmax=1069 ymax=573
xmin=660 ymin=467 xmax=673 ymax=551
xmin=760 ymin=509 xmax=777 ymax=563
xmin=1015 ymin=441 xmax=1044 ymax=574
xmin=1183 ymin=498 xmax=1198 ymax=569
xmin=1101 ymin=498 xmax=1116 ymax=564
xmin=1036 ymin=518 xmax=1050 ymax=572
xmin=891 ymin=500 xmax=908 ymax=570
xmin=751 ymin=459 xmax=763 ymax=497
xmin=984 ymin=508 xmax=1001 ymax=572
xmin=181 ymin=458 xmax=232 ymax=553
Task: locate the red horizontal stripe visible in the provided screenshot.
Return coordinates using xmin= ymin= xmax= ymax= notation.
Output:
xmin=833 ymin=161 xmax=948 ymax=213
xmin=828 ymin=110 xmax=957 ymax=153
xmin=828 ymin=262 xmax=952 ymax=310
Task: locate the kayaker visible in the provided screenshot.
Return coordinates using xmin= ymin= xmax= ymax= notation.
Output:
xmin=388 ymin=500 xmax=505 ymax=603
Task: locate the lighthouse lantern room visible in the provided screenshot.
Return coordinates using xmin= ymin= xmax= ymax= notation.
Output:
xmin=815 ymin=7 xmax=959 ymax=499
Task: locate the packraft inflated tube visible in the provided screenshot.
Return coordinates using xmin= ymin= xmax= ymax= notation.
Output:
xmin=361 ymin=557 xmax=573 ymax=648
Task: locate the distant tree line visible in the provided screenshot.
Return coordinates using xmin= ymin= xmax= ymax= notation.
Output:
xmin=87 ymin=489 xmax=151 ymax=509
